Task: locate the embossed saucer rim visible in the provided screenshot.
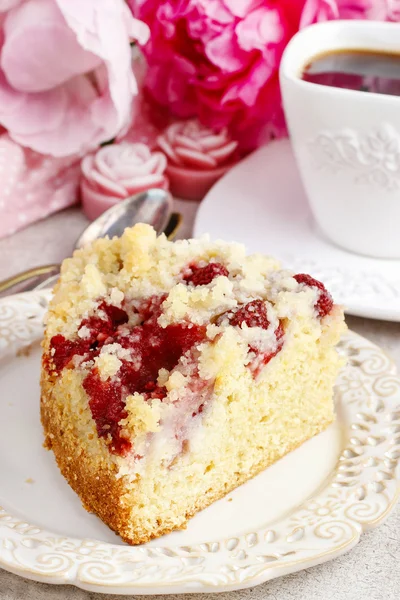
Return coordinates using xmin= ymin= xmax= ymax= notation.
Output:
xmin=0 ymin=290 xmax=399 ymax=595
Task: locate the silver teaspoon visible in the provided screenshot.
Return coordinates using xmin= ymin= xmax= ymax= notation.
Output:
xmin=0 ymin=189 xmax=181 ymax=296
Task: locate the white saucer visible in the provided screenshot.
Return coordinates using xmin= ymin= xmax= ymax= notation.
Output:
xmin=195 ymin=139 xmax=400 ymax=322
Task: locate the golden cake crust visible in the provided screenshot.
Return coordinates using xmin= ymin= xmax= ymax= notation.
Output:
xmin=41 ymin=371 xmax=130 ymax=540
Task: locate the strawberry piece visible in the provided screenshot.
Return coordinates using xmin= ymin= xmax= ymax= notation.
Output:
xmin=184 ymin=262 xmax=229 ymax=286
xmin=294 ymin=273 xmax=333 ymax=318
xmin=230 ymin=299 xmax=269 ymax=329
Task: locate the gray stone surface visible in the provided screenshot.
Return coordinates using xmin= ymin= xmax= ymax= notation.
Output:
xmin=0 ymin=202 xmax=399 ymax=600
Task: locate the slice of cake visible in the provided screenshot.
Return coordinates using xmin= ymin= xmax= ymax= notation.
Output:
xmin=41 ymin=224 xmax=345 ymax=544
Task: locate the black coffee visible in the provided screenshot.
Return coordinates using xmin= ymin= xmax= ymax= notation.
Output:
xmin=302 ymin=49 xmax=400 ymax=96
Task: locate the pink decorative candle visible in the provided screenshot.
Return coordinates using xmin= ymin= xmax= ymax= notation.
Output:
xmin=80 ymin=142 xmax=169 ymax=220
xmin=157 ymin=120 xmax=239 ymax=201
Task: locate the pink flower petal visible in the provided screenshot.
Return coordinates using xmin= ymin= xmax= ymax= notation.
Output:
xmin=199 ymin=1 xmax=234 ymax=24
xmin=222 ymin=58 xmax=274 ymax=107
xmin=0 ymin=70 xmax=67 ymax=135
xmin=2 ymin=0 xmax=102 ymax=92
xmin=222 ymin=0 xmax=261 ymax=19
xmin=236 ymin=7 xmax=286 ymax=52
xmin=300 ymin=0 xmax=339 ymax=27
xmin=205 ymin=26 xmax=248 ymax=72
xmin=0 ymin=0 xmax=21 ymax=11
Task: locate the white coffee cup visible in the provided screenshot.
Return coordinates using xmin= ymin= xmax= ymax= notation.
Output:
xmin=280 ymin=20 xmax=400 ymax=259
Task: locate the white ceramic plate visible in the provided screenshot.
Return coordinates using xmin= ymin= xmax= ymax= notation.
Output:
xmin=0 ymin=291 xmax=399 ymax=595
xmin=194 ymin=139 xmax=400 ymax=322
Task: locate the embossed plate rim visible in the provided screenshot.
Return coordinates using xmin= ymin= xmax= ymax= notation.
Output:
xmin=0 ymin=290 xmax=399 ymax=595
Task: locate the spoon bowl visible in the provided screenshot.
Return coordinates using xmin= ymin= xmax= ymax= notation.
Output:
xmin=76 ymin=188 xmax=173 ymax=249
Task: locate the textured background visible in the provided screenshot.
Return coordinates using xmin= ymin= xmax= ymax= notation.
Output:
xmin=0 ymin=201 xmax=399 ymax=600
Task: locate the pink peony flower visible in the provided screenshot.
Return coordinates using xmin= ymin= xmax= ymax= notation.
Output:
xmin=80 ymin=142 xmax=168 ymax=220
xmin=157 ymin=119 xmax=238 ymax=170
xmin=0 ymin=0 xmax=149 ymax=157
xmin=130 ymin=0 xmax=398 ymax=150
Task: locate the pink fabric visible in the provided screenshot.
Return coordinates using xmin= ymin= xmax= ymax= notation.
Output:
xmin=0 ymin=0 xmax=149 ymax=157
xmin=130 ymin=0 xmax=398 ymax=151
xmin=80 ymin=142 xmax=169 ymax=220
xmin=0 ymin=133 xmax=80 ymax=238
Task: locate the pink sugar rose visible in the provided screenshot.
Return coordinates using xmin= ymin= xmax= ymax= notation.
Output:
xmin=0 ymin=0 xmax=149 ymax=157
xmin=156 ymin=118 xmax=238 ymax=201
xmin=80 ymin=142 xmax=168 ymax=220
xmin=157 ymin=119 xmax=238 ymax=170
xmin=130 ymin=0 xmax=398 ymax=150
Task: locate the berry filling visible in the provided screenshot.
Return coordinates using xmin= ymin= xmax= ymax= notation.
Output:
xmin=229 ymin=300 xmax=284 ymax=376
xmin=83 ymin=370 xmax=129 ymax=455
xmin=230 ymin=299 xmax=270 ymax=329
xmin=184 ymin=262 xmax=229 ymax=286
xmin=49 ymin=301 xmax=129 ymax=372
xmin=47 ymin=296 xmax=206 ymax=455
xmin=294 ymin=273 xmax=333 ymax=318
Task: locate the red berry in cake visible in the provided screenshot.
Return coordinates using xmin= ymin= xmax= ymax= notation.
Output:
xmin=228 ymin=300 xmax=285 ymax=376
xmin=49 ymin=302 xmax=129 ymax=372
xmin=184 ymin=262 xmax=229 ymax=286
xmin=249 ymin=322 xmax=285 ymax=377
xmin=83 ymin=370 xmax=131 ymax=456
xmin=118 ymin=319 xmax=205 ymax=401
xmin=230 ymin=299 xmax=270 ymax=329
xmin=136 ymin=294 xmax=167 ymax=324
xmin=294 ymin=273 xmax=333 ymax=318
xmin=100 ymin=302 xmax=129 ymax=327
xmin=48 ymin=334 xmax=90 ymax=372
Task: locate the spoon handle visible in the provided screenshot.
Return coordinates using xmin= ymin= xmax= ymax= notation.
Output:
xmin=0 ymin=264 xmax=61 ymax=297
